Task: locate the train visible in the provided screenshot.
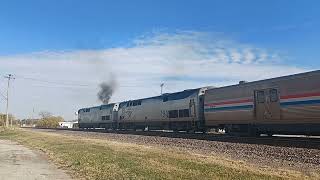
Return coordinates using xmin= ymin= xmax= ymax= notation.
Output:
xmin=78 ymin=70 xmax=320 ymax=136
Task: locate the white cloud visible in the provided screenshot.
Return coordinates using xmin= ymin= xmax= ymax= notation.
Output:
xmin=230 ymin=49 xmax=242 ymax=63
xmin=242 ymin=48 xmax=256 ymax=64
xmin=0 ymin=31 xmax=310 ymax=120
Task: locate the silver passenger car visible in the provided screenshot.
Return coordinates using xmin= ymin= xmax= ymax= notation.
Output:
xmin=204 ymin=70 xmax=320 ymax=135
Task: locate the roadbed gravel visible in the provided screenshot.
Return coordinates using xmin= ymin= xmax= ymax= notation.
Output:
xmin=31 ymin=128 xmax=320 ymax=173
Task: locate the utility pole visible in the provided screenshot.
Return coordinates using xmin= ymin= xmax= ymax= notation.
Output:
xmin=160 ymin=83 xmax=164 ymax=95
xmin=31 ymin=107 xmax=34 ymax=120
xmin=4 ymin=74 xmax=14 ymax=128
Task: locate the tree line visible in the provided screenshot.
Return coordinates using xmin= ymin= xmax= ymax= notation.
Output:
xmin=1 ymin=111 xmax=64 ymax=128
xmin=0 ymin=114 xmax=18 ymax=126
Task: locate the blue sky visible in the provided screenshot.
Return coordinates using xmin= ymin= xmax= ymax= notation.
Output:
xmin=1 ymin=0 xmax=320 ymax=65
xmin=0 ymin=0 xmax=319 ymax=119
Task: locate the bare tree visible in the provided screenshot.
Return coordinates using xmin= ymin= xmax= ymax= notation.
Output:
xmin=39 ymin=111 xmax=52 ymax=119
xmin=36 ymin=111 xmax=63 ymax=128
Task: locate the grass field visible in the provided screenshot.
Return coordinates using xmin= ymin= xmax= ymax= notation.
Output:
xmin=0 ymin=129 xmax=315 ymax=180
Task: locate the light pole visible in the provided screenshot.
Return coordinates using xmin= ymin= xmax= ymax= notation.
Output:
xmin=160 ymin=83 xmax=164 ymax=95
xmin=4 ymin=74 xmax=14 ymax=128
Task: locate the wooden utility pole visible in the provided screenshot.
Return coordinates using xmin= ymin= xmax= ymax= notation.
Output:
xmin=4 ymin=74 xmax=14 ymax=128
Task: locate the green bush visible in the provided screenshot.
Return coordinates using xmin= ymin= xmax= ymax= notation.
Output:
xmin=36 ymin=116 xmax=63 ymax=128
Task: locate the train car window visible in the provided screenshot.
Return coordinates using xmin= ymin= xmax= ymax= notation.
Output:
xmin=133 ymin=101 xmax=137 ymax=106
xmin=270 ymin=89 xmax=279 ymax=102
xmin=138 ymin=100 xmax=142 ymax=105
xmin=257 ymin=91 xmax=265 ymax=103
xmin=184 ymin=109 xmax=190 ymax=117
xmin=179 ymin=109 xmax=184 ymax=117
xmin=169 ymin=110 xmax=178 ymax=118
xmin=163 ymin=96 xmax=168 ymax=102
xmin=179 ymin=109 xmax=190 ymax=118
xmin=101 ymin=115 xmax=110 ymax=120
xmin=174 ymin=110 xmax=178 ymax=118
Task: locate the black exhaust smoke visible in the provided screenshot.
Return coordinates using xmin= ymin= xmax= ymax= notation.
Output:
xmin=97 ymin=79 xmax=115 ymax=104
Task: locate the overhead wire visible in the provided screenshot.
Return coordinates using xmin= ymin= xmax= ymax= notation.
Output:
xmin=15 ymin=75 xmax=91 ymax=87
xmin=0 ymin=79 xmax=7 ymax=100
xmin=0 ymin=91 xmax=6 ymax=100
xmin=8 ymin=74 xmax=181 ymax=98
xmin=15 ymin=75 xmax=165 ymax=90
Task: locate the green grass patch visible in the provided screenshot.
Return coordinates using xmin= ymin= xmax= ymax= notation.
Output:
xmin=0 ymin=129 xmax=285 ymax=180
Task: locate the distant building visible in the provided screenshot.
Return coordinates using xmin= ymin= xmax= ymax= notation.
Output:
xmin=20 ymin=118 xmax=39 ymax=127
xmin=59 ymin=121 xmax=78 ymax=128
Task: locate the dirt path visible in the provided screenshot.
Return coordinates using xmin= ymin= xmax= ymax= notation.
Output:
xmin=0 ymin=139 xmax=71 ymax=180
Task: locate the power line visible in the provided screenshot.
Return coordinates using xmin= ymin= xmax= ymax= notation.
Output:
xmin=26 ymin=84 xmax=158 ymax=90
xmin=16 ymin=76 xmax=91 ymax=87
xmin=10 ymin=74 xmax=179 ymax=97
xmin=0 ymin=79 xmax=5 ymax=87
xmin=0 ymin=96 xmax=5 ymax=102
xmin=15 ymin=75 xmax=158 ymax=88
xmin=0 ymin=91 xmax=6 ymax=100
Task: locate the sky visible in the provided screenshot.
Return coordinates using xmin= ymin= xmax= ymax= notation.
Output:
xmin=0 ymin=0 xmax=320 ymax=120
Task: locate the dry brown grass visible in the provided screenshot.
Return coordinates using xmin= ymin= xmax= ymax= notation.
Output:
xmin=0 ymin=129 xmax=317 ymax=180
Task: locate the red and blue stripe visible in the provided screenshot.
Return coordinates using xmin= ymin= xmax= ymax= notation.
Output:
xmin=205 ymin=92 xmax=320 ymax=112
xmin=280 ymin=92 xmax=320 ymax=107
xmin=204 ymin=98 xmax=253 ymax=112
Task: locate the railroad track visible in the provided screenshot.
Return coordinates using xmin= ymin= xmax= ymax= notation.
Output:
xmin=29 ymin=127 xmax=320 ymax=149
